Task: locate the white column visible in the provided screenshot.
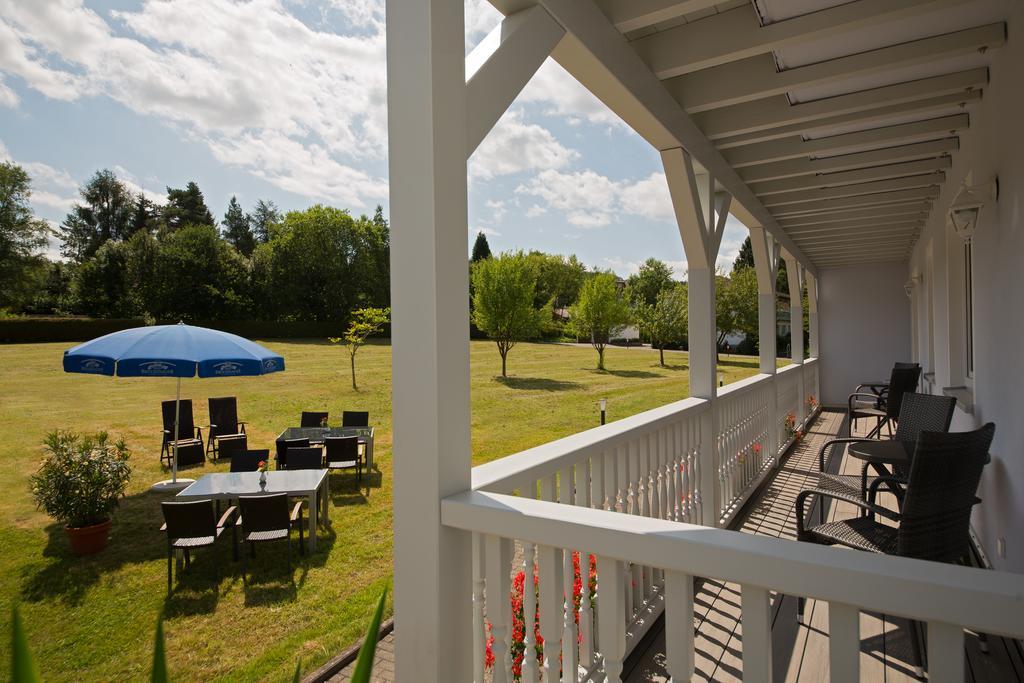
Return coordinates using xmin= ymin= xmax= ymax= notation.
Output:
xmin=783 ymin=252 xmax=806 ymax=423
xmin=806 ymin=271 xmax=819 ymax=359
xmin=386 ymin=0 xmax=473 ymax=680
xmin=663 ymin=148 xmax=730 ymax=527
xmin=749 ymin=226 xmax=780 ymax=453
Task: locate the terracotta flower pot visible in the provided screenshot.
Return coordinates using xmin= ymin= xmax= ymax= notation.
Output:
xmin=65 ymin=519 xmax=112 ymax=556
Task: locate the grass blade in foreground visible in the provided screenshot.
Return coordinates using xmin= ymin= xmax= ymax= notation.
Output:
xmin=351 ymin=587 xmax=388 ymax=683
xmin=11 ymin=605 xmax=40 ymax=683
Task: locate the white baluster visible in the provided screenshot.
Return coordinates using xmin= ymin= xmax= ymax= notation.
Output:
xmin=597 ymin=556 xmax=626 ymax=683
xmin=828 ymin=601 xmax=859 ymax=683
xmin=561 ymin=465 xmax=579 ymax=681
xmin=664 ymin=571 xmax=694 ymax=681
xmin=486 ymin=535 xmax=513 ymax=683
xmin=741 ymin=585 xmax=772 ymax=683
xmin=927 ymin=622 xmax=964 ymax=683
xmin=472 ymin=532 xmax=485 ymax=683
xmin=521 ymin=542 xmax=538 ymax=683
xmin=538 ymin=542 xmax=563 ymax=683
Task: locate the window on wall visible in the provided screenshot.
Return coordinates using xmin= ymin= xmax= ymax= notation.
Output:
xmin=964 ymin=240 xmax=974 ymax=380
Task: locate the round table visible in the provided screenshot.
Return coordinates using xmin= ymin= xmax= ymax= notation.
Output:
xmin=848 ymin=439 xmax=912 ymax=467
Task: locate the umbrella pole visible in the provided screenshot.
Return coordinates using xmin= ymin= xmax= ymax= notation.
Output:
xmin=172 ymin=377 xmax=181 ymax=484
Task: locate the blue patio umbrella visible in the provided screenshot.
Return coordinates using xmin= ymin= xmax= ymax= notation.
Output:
xmin=64 ymin=323 xmax=285 ymax=490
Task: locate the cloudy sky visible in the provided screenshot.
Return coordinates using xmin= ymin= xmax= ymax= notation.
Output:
xmin=0 ymin=0 xmax=748 ymax=276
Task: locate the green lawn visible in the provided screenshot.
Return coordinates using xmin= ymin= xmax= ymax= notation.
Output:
xmin=0 ymin=339 xmax=772 ymax=681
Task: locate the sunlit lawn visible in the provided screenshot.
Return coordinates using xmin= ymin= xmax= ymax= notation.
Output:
xmin=0 ymin=338 xmax=775 ymax=680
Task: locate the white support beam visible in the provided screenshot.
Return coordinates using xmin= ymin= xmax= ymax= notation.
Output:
xmin=595 ymin=0 xmax=722 ymax=33
xmin=782 ymin=252 xmax=805 ymax=421
xmin=386 ymin=0 xmax=472 ymax=680
xmin=663 ymin=147 xmax=725 ymax=526
xmin=631 ymin=0 xmax=973 ymax=79
xmin=778 ymin=204 xmax=932 ymax=227
xmin=789 ymin=223 xmax=924 ymax=240
xmin=725 ymin=115 xmax=969 ymax=168
xmin=465 ymin=5 xmax=565 ymax=156
xmin=797 ymin=234 xmax=919 ymax=250
xmin=770 ymin=187 xmax=940 ymax=217
xmin=739 ymin=138 xmax=959 ymax=183
xmin=813 ymin=253 xmax=910 ymax=265
xmin=488 ymin=0 xmax=817 ymax=273
xmin=750 ymin=157 xmax=951 ymax=196
xmin=666 ymin=23 xmax=1004 ymax=113
xmin=761 ymin=173 xmax=945 ymax=207
xmin=695 ymin=68 xmax=987 ymax=140
xmin=787 ymin=218 xmax=924 ymax=234
xmin=715 ymin=89 xmax=980 ymax=149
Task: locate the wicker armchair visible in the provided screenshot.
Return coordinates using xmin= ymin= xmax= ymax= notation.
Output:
xmin=796 ymin=424 xmax=995 ymax=676
xmin=848 ymin=365 xmax=921 ymax=438
xmin=237 ymin=493 xmax=305 ymax=585
xmin=160 ymin=499 xmax=237 ymax=592
xmin=301 ymin=411 xmax=329 ymax=428
xmin=815 ymin=393 xmax=955 ymax=522
xmin=854 ymin=361 xmax=919 ymax=398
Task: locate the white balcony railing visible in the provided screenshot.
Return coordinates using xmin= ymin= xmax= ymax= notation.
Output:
xmin=465 ymin=358 xmax=828 ymax=681
xmin=445 ymin=489 xmax=1024 ymax=683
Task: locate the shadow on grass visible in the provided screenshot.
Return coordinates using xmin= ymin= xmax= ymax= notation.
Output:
xmin=20 ymin=488 xmax=169 ymax=607
xmin=656 ymin=363 xmax=688 ymax=371
xmin=595 ymin=369 xmax=662 ymax=379
xmin=717 ymin=357 xmax=760 ymax=369
xmin=495 ymin=376 xmax=583 ymax=392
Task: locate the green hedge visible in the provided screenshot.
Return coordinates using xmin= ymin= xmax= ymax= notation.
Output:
xmin=0 ymin=317 xmax=388 ymax=344
xmin=0 ymin=317 xmax=146 ymax=343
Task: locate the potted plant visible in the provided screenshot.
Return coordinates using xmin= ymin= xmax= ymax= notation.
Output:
xmin=30 ymin=430 xmax=131 ymax=555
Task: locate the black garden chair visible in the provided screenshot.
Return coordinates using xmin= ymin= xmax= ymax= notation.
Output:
xmin=325 ymin=436 xmax=362 ymax=483
xmin=815 ymin=393 xmax=956 ymax=522
xmin=231 ymin=449 xmax=271 ymax=473
xmin=301 ymin=411 xmax=329 ymax=428
xmin=286 ymin=446 xmax=324 ymax=470
xmin=796 ymin=423 xmax=995 ymax=677
xmin=237 ymin=493 xmax=305 ymax=584
xmin=160 ymin=499 xmax=237 ymax=592
xmin=207 ymin=396 xmax=247 ymax=461
xmin=848 ymin=364 xmax=921 ymax=438
xmin=161 ymin=399 xmax=205 ymax=468
xmin=276 ymin=438 xmax=310 ymax=470
xmin=341 ymin=411 xmax=369 ymax=427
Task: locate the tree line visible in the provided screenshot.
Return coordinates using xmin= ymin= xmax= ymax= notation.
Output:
xmin=469 ymin=231 xmax=801 ymax=376
xmin=0 ymin=164 xmax=389 ymax=323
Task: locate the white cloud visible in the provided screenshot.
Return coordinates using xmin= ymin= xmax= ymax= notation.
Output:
xmin=472 ymin=226 xmax=501 ymax=237
xmin=484 ymin=199 xmax=506 ymax=222
xmin=464 ymin=0 xmax=502 ymax=50
xmin=0 ymin=0 xmax=389 ymax=207
xmin=525 ymin=204 xmax=547 ymax=218
xmin=470 ymin=109 xmax=578 ymax=180
xmin=619 ymin=172 xmax=674 ymax=222
xmin=113 ymin=165 xmax=165 ymax=205
xmin=519 ymin=60 xmax=626 ymax=128
xmin=516 ymin=169 xmax=620 ymax=228
xmin=602 ymin=257 xmax=640 ymax=277
xmin=0 ymin=75 xmax=18 ymax=107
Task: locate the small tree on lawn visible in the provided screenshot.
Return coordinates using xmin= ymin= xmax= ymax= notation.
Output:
xmin=471 ymin=231 xmax=492 ymax=262
xmin=330 ymin=307 xmax=390 ymax=390
xmin=471 ymin=251 xmax=546 ymax=377
xmin=568 ymin=272 xmax=631 ymax=371
xmin=636 ymin=283 xmax=687 ymax=367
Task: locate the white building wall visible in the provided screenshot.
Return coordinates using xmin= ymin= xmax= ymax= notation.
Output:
xmin=908 ymin=0 xmax=1024 ymax=573
xmin=818 ymin=263 xmax=912 ymax=407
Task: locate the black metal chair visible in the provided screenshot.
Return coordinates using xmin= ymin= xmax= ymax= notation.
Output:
xmin=231 ymin=449 xmax=270 ymax=473
xmin=207 ymin=396 xmax=247 ymax=460
xmin=325 ymin=436 xmax=362 ymax=483
xmin=286 ymin=446 xmax=324 ymax=470
xmin=277 ymin=438 xmax=310 ymax=470
xmin=341 ymin=411 xmax=369 ymax=427
xmin=796 ymin=424 xmax=995 ymax=677
xmin=815 ymin=393 xmax=956 ymax=522
xmin=301 ymin=411 xmax=329 ymax=428
xmin=161 ymin=399 xmax=205 ymax=468
xmin=237 ymin=494 xmax=304 ymax=584
xmin=848 ymin=365 xmax=921 ymax=438
xmin=854 ymin=361 xmax=919 ymax=398
xmin=160 ymin=499 xmax=237 ymax=592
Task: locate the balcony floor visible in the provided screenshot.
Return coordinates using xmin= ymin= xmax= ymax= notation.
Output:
xmin=624 ymin=410 xmax=1024 ymax=683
